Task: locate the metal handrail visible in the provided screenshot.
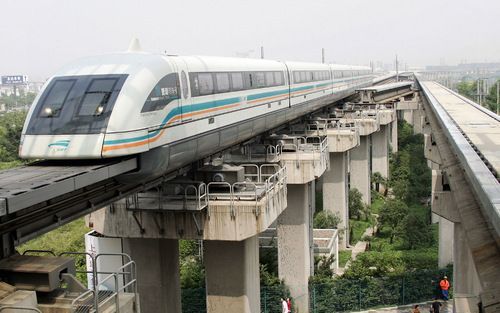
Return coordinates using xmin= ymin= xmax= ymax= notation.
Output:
xmin=233 ymin=182 xmax=259 ymax=216
xmin=240 ymin=164 xmax=260 ymax=182
xmin=0 ymin=307 xmax=42 ymax=313
xmin=22 ymin=250 xmax=56 ymax=256
xmin=207 ymin=182 xmax=234 ymax=217
xmin=71 ymin=289 xmax=95 ymax=313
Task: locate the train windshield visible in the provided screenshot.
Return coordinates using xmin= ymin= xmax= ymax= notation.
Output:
xmin=26 ymin=74 xmax=128 ymax=135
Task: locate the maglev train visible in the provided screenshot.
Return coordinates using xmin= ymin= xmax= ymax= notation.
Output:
xmin=20 ymin=47 xmax=373 ymax=177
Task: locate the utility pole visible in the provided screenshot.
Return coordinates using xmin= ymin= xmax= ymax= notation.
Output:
xmin=260 ymin=46 xmax=264 ymax=59
xmin=321 ymin=48 xmax=325 ymax=64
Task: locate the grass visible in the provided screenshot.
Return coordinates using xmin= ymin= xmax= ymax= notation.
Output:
xmin=349 ymin=219 xmax=372 ymax=245
xmin=338 ymin=250 xmax=352 ymax=267
xmin=370 ymin=193 xmax=385 ymax=214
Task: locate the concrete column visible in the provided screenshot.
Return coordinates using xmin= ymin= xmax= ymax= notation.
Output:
xmin=122 ymin=238 xmax=181 ymax=313
xmin=278 ymin=183 xmax=313 ymax=313
xmin=205 ymin=236 xmax=260 ymax=313
xmin=453 ymin=223 xmax=482 ymax=296
xmin=391 ymin=120 xmax=398 ymax=153
xmin=413 ymin=109 xmax=424 ymax=134
xmin=438 ymin=217 xmax=454 ymax=268
xmin=323 ymin=152 xmax=349 ymax=249
xmin=402 ymin=110 xmax=413 ymax=125
xmin=372 ymin=124 xmax=389 ymax=179
xmin=350 ymin=136 xmax=371 ymax=205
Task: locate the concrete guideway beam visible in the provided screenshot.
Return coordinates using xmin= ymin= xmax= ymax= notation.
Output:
xmin=322 ymin=152 xmax=349 ymax=249
xmin=278 ymin=183 xmax=314 ymax=313
xmin=122 ymin=238 xmax=181 ymax=313
xmin=422 ymin=91 xmax=500 ymax=312
xmin=350 ymin=135 xmax=371 ymax=205
xmin=204 ymin=236 xmax=260 ymax=313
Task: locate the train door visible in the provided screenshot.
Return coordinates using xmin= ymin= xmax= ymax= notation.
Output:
xmin=283 ymin=62 xmax=292 ymax=108
xmin=170 ymin=58 xmax=192 ymax=123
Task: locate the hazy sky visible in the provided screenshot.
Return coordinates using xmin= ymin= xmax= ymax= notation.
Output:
xmin=1 ymin=0 xmax=499 ymax=81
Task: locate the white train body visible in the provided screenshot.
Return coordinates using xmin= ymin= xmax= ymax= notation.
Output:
xmin=20 ymin=52 xmax=372 ymax=176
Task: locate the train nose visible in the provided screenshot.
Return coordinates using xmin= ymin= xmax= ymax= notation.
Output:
xmin=19 ymin=134 xmax=106 ymax=159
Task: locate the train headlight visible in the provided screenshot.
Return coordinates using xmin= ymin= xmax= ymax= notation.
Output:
xmin=44 ymin=107 xmax=53 ymax=116
xmin=95 ymin=106 xmax=104 ymax=115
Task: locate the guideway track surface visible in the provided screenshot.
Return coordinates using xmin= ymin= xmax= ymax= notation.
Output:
xmin=0 ymin=157 xmax=144 ymax=251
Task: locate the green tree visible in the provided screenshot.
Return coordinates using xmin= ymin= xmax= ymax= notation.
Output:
xmin=349 ymin=188 xmax=364 ymax=220
xmin=0 ymin=110 xmax=27 ymax=162
xmin=313 ymin=210 xmax=341 ymax=229
xmin=371 ymin=172 xmax=385 ymax=193
xmin=378 ymin=199 xmax=408 ymax=244
xmin=401 ymin=214 xmax=434 ymax=250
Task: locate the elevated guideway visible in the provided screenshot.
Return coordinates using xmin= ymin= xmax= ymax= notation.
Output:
xmin=0 ymin=158 xmax=141 ymax=255
xmin=419 ymin=80 xmax=500 ymax=313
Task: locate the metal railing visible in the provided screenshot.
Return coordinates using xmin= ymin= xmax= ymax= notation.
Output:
xmin=0 ymin=307 xmax=42 ymax=313
xmin=125 ymin=181 xmax=208 ymax=211
xmin=206 ymin=165 xmax=287 ymax=217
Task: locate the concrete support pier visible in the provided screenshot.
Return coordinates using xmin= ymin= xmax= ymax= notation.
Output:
xmin=205 ymin=236 xmax=260 ymax=313
xmin=350 ymin=136 xmax=371 ymax=205
xmin=278 ymin=183 xmax=314 ymax=313
xmin=122 ymin=238 xmax=181 ymax=313
xmin=322 ymin=152 xmax=349 ymax=249
xmin=438 ymin=217 xmax=454 ymax=268
xmin=453 ymin=223 xmax=482 ymax=297
xmin=391 ymin=120 xmax=398 ymax=153
xmin=372 ymin=124 xmax=389 ymax=179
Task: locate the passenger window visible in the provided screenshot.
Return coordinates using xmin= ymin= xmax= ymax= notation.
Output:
xmin=198 ymin=73 xmax=214 ymax=95
xmin=38 ymin=79 xmax=76 ymax=117
xmin=216 ymin=73 xmax=230 ymax=93
xmin=265 ymin=72 xmax=274 ymax=87
xmin=274 ymin=72 xmax=283 ymax=85
xmin=141 ymin=73 xmax=179 ymax=112
xmin=300 ymin=72 xmax=307 ymax=83
xmin=77 ymin=78 xmax=118 ymax=116
xmin=254 ymin=72 xmax=265 ymax=88
xmin=231 ymin=72 xmax=244 ymax=91
xmin=294 ymin=72 xmax=300 ymax=83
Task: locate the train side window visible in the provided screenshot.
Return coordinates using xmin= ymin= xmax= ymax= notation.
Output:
xmin=243 ymin=72 xmax=253 ymax=89
xmin=254 ymin=72 xmax=265 ymax=88
xmin=293 ymin=72 xmax=300 ymax=83
xmin=141 ymin=73 xmax=180 ymax=112
xmin=300 ymin=71 xmax=306 ymax=83
xmin=198 ymin=73 xmax=214 ymax=95
xmin=265 ymin=72 xmax=274 ymax=87
xmin=215 ymin=73 xmax=230 ymax=93
xmin=231 ymin=72 xmax=244 ymax=91
xmin=274 ymin=72 xmax=283 ymax=86
xmin=38 ymin=79 xmax=76 ymax=117
xmin=77 ymin=78 xmax=118 ymax=116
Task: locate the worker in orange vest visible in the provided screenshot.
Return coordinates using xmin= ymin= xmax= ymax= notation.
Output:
xmin=439 ymin=276 xmax=450 ymax=300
